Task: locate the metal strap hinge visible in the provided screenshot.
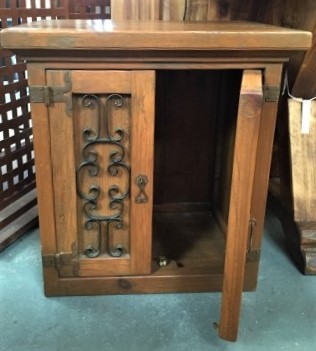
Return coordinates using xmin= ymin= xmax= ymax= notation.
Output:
xmin=247 ymin=218 xmax=261 ymax=262
xmin=29 ymin=71 xmax=72 ymax=116
xmin=264 ymin=85 xmax=281 ymax=102
xmin=42 ymin=242 xmax=79 ymax=275
xmin=42 ymin=252 xmax=72 ymax=269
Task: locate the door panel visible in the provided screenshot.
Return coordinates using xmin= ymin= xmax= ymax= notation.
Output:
xmin=219 ymin=70 xmax=263 ymax=341
xmin=47 ymin=70 xmax=155 ymax=277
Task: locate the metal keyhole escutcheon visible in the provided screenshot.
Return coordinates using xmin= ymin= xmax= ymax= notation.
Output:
xmin=135 ymin=175 xmax=148 ymax=203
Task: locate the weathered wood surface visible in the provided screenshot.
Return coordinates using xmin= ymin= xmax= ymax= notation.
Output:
xmin=219 ymin=70 xmax=263 ymax=341
xmin=240 ymin=0 xmax=316 ymax=275
xmin=1 ymin=20 xmax=311 ymax=51
xmin=293 ymin=22 xmax=316 ymax=99
xmin=288 ymin=99 xmax=316 ymax=274
xmin=289 ymin=100 xmax=316 ymax=222
xmin=111 ymin=0 xmax=230 ymax=21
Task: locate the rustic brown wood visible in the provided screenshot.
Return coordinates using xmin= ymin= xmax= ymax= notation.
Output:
xmin=1 ymin=21 xmax=311 ymax=51
xmin=26 ymin=63 xmax=57 ymax=256
xmin=47 ymin=70 xmax=77 ymax=259
xmin=239 ymin=0 xmax=316 ymax=275
xmin=292 ymin=22 xmax=316 ymax=98
xmin=185 ymin=0 xmax=231 ymax=21
xmin=1 ymin=20 xmax=310 ymax=341
xmin=111 ymin=0 xmax=160 ymax=20
xmin=130 ymin=71 xmax=155 ymax=274
xmin=246 ymin=64 xmax=283 ymax=288
xmin=161 ymin=0 xmax=186 ymax=20
xmin=219 ymin=70 xmax=263 ymax=341
xmin=52 ymin=69 xmax=155 ymax=277
xmin=154 ymin=70 xmax=219 ymax=205
xmin=287 ymin=99 xmax=316 ymax=274
xmin=297 ymin=222 xmax=316 ymax=275
xmin=288 ymin=100 xmax=316 ymax=222
xmin=213 ymin=70 xmax=242 ymax=225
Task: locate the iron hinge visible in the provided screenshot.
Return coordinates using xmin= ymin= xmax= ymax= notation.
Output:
xmin=29 ymin=71 xmax=72 ymax=116
xmin=42 ymin=242 xmax=79 ymax=276
xmin=246 ymin=218 xmax=261 ymax=262
xmin=264 ymin=85 xmax=281 ymax=102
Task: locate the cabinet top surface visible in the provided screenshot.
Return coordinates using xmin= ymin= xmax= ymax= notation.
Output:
xmin=0 ymin=20 xmax=311 ymax=51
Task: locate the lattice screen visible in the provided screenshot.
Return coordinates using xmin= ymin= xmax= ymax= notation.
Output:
xmin=0 ymin=1 xmax=69 ymax=211
xmin=0 ymin=1 xmax=70 ymax=250
xmin=69 ymin=0 xmax=110 ymax=19
xmin=0 ymin=1 xmax=115 ymax=249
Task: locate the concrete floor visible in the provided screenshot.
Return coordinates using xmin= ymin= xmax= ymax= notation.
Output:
xmin=0 ymin=210 xmax=315 ymax=351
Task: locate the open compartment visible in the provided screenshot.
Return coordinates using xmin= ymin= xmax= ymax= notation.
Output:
xmin=152 ymin=70 xmax=243 ymax=279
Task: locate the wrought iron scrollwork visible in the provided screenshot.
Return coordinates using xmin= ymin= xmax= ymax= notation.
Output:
xmin=76 ymin=94 xmax=130 ymax=258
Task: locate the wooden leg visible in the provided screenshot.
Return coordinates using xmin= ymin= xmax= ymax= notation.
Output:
xmin=218 ymin=70 xmax=263 ymax=341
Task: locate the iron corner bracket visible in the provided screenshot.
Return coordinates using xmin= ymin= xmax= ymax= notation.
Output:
xmin=264 ymin=85 xmax=281 ymax=102
xmin=29 ymin=71 xmax=72 ymax=116
xmin=42 ymin=242 xmax=79 ymax=276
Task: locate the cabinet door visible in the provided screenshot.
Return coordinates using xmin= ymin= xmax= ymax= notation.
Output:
xmin=47 ymin=70 xmax=155 ymax=277
xmin=219 ymin=70 xmax=263 ymax=341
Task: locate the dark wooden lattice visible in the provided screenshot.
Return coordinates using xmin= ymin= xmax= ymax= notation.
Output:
xmin=0 ymin=1 xmax=114 ymax=250
xmin=0 ymin=0 xmax=69 ymax=250
xmin=69 ymin=0 xmax=111 ymax=19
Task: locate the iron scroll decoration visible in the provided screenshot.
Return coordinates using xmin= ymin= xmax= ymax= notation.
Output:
xmin=76 ymin=94 xmax=130 ymax=258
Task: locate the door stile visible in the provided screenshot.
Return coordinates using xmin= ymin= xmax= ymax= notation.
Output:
xmin=218 ymin=70 xmax=264 ymax=341
xmin=130 ymin=71 xmax=156 ymax=274
xmin=246 ymin=64 xmax=284 ymax=285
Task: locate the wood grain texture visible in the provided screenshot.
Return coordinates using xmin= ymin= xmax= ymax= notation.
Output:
xmin=297 ymin=221 xmax=316 ymax=245
xmin=130 ymin=71 xmax=155 ymax=274
xmin=249 ymin=64 xmax=283 ymax=285
xmin=72 ymin=70 xmax=132 ymax=93
xmin=47 ymin=70 xmax=78 ymax=255
xmin=26 ymin=64 xmax=57 ymax=255
xmin=219 ymin=70 xmax=263 ymax=341
xmin=292 ymin=22 xmax=316 ymax=98
xmin=154 ymin=70 xmax=220 ymax=205
xmin=72 ymin=70 xmax=155 ymax=276
xmin=73 ymin=72 xmax=132 ymax=276
xmin=185 ymin=0 xmax=231 ymax=20
xmin=288 ymin=100 xmax=316 ymax=222
xmin=287 ymin=99 xmax=316 ymax=274
xmin=111 ymin=0 xmax=160 ymax=20
xmin=301 ymin=246 xmax=316 ymax=274
xmin=1 ymin=20 xmax=311 ymax=51
xmin=161 ymin=0 xmax=186 ymax=20
xmin=7 ymin=17 xmax=310 ymax=340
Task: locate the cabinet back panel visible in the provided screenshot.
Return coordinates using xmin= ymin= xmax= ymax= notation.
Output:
xmin=154 ymin=69 xmax=242 ymax=218
xmin=154 ymin=70 xmax=220 ymax=204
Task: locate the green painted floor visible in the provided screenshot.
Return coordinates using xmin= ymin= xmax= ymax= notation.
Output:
xmin=1 ymin=210 xmax=315 ymax=351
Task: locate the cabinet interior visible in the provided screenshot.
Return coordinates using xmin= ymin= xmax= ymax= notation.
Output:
xmin=152 ymin=70 xmax=242 ymax=274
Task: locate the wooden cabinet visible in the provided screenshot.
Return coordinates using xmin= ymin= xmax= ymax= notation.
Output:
xmin=1 ymin=20 xmax=311 ymax=341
